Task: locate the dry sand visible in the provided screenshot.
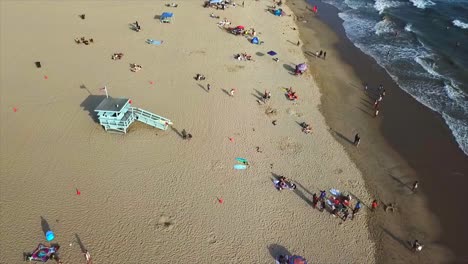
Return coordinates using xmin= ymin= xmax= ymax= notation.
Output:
xmin=0 ymin=1 xmax=375 ymax=263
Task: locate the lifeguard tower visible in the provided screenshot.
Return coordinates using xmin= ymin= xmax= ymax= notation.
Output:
xmin=94 ymin=97 xmax=172 ymax=133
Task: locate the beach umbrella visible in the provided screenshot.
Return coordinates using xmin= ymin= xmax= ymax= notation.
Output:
xmin=210 ymin=0 xmax=222 ymax=4
xmin=288 ymin=255 xmax=308 ymax=264
xmin=236 ymin=25 xmax=245 ymax=30
xmin=297 ymin=63 xmax=307 ymax=72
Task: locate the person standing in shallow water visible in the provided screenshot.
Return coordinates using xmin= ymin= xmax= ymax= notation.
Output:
xmin=412 ymin=181 xmax=419 ymax=192
xmin=353 ymin=133 xmax=361 ymax=147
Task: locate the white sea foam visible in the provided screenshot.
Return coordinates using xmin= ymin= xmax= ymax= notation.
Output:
xmin=415 ymin=56 xmax=441 ymax=78
xmin=442 ymin=113 xmax=468 ymax=156
xmin=338 ymin=5 xmax=468 ymax=157
xmin=452 ymin=19 xmax=468 ymax=29
xmin=374 ymin=19 xmax=397 ymax=35
xmin=409 ymin=0 xmax=435 ymax=9
xmin=404 ymin=23 xmax=413 ymax=32
xmin=374 ymin=0 xmax=404 ymax=14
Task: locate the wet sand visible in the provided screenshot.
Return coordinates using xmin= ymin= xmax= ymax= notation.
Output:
xmin=287 ymin=0 xmax=468 ymax=263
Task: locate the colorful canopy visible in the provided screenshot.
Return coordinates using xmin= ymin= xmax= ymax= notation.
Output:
xmin=297 ymin=63 xmax=307 ymax=71
xmin=161 ymin=12 xmax=173 ymax=19
xmin=289 ymin=255 xmax=308 ymax=264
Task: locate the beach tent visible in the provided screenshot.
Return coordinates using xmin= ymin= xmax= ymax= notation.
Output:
xmin=160 ymin=12 xmax=174 ymax=23
xmin=296 ymin=63 xmax=307 ymax=72
xmin=274 ymin=9 xmax=282 ymax=16
xmin=251 ymin=37 xmax=259 ymax=44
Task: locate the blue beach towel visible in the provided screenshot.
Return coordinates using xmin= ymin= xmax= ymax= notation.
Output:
xmin=146 ymin=39 xmax=163 ymax=45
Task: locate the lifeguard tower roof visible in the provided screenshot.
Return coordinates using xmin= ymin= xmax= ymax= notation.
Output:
xmin=94 ymin=97 xmax=129 ymax=113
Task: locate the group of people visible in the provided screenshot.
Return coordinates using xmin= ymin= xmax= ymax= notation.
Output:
xmin=312 ymin=191 xmax=362 ymax=221
xmin=286 ymin=87 xmax=298 ymax=101
xmin=130 ymin=63 xmax=142 ymax=72
xmin=74 ymin=37 xmax=94 ymax=45
xmin=300 ymin=122 xmax=312 ymax=134
xmin=373 ymin=85 xmax=386 ymax=117
xmin=234 ymin=52 xmax=254 ymax=61
xmin=274 ymin=176 xmax=297 ymax=191
xmin=216 ymin=17 xmax=231 ymax=27
xmin=111 ymin=53 xmax=124 ymax=60
xmin=315 ymin=50 xmax=326 ymax=59
xmin=134 ymin=21 xmax=141 ymax=32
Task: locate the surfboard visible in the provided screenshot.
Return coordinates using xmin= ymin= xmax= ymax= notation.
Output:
xmin=233 ymin=164 xmax=247 ymax=170
xmin=236 ymin=157 xmax=248 ymax=164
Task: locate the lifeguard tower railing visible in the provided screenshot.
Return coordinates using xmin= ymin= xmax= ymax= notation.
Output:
xmin=94 ymin=97 xmax=172 ymax=133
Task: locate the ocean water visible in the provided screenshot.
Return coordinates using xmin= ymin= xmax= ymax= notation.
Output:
xmin=319 ymin=0 xmax=468 ymax=156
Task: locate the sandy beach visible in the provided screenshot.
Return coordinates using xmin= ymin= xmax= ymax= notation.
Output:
xmin=0 ymin=0 xmax=376 ymax=263
xmin=286 ymin=1 xmax=468 ymax=263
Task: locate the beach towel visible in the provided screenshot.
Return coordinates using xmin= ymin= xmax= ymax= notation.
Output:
xmin=146 ymin=39 xmax=163 ymax=45
xmin=267 ymin=50 xmax=277 ymax=56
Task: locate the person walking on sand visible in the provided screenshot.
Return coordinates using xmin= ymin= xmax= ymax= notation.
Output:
xmin=319 ymin=190 xmax=326 ymax=201
xmin=342 ymin=209 xmax=350 ymax=221
xmin=135 ymin=21 xmax=141 ymax=32
xmin=412 ymin=240 xmax=423 ymax=252
xmin=353 ymin=133 xmax=361 ymax=147
xmin=319 ymin=200 xmax=326 ymax=212
xmin=319 ymin=50 xmax=323 ymax=57
xmin=374 ymin=107 xmax=380 ymax=117
xmin=229 ymin=88 xmax=235 ymax=96
xmin=412 ymin=181 xmax=419 ymax=192
xmin=371 ymin=199 xmax=378 ymax=211
xmin=84 ymin=250 xmax=92 ymax=264
xmin=352 ymin=201 xmax=361 ymax=219
xmin=323 ymin=51 xmax=327 ymax=59
xmin=207 ymin=84 xmax=211 ymax=92
xmin=312 ymin=193 xmax=319 ymax=208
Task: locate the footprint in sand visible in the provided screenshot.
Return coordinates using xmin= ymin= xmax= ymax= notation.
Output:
xmin=207 ymin=233 xmax=217 ymax=244
xmin=334 ymin=168 xmax=343 ymax=174
xmin=158 ymin=215 xmax=174 ymax=230
xmin=278 ymin=137 xmax=303 ymax=154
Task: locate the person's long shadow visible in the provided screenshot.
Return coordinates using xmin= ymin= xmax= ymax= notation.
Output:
xmin=75 ymin=233 xmax=87 ymax=254
xmin=330 ymin=129 xmax=354 ymax=145
xmin=221 ymin=89 xmax=231 ymax=96
xmin=381 ymin=226 xmax=411 ymax=250
xmin=197 ymin=83 xmax=208 ymax=92
xmin=357 ymin=107 xmax=373 ymax=117
xmin=253 ymin=89 xmax=265 ymax=100
xmin=388 ymin=173 xmax=413 ymax=191
xmin=294 ymin=187 xmax=314 ymax=206
xmin=295 ymin=181 xmax=315 ymax=197
xmin=40 ymin=216 xmax=50 ymax=236
xmin=170 ymin=126 xmax=184 ymax=139
xmin=267 ymin=244 xmax=291 ymax=260
xmin=283 ymin=63 xmax=295 ymax=73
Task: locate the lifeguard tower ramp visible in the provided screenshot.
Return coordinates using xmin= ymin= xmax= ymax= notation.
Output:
xmin=94 ymin=97 xmax=172 ymax=133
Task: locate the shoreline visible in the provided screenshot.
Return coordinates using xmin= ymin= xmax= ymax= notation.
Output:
xmin=287 ymin=0 xmax=468 ymax=263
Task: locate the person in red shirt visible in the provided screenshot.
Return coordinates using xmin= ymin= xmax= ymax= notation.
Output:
xmin=371 ymin=200 xmax=378 ymax=211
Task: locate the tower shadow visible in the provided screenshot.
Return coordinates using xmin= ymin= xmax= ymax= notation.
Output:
xmin=80 ymin=95 xmax=107 ymax=123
